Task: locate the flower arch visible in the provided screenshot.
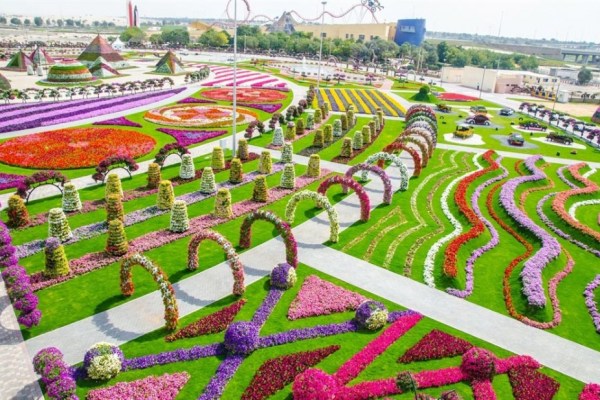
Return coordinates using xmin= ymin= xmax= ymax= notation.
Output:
xmin=92 ymin=155 xmax=139 ymax=182
xmin=154 ymin=143 xmax=190 ymax=168
xmin=384 ymin=142 xmax=422 ymax=177
xmin=362 ymin=152 xmax=409 ymax=191
xmin=405 ymin=105 xmax=437 ymax=122
xmin=239 ymin=210 xmax=298 ymax=268
xmin=406 ymin=119 xmax=437 ymax=142
xmin=345 ymin=163 xmax=393 ymax=204
xmin=120 ymin=253 xmax=179 ymax=331
xmin=397 ymin=136 xmax=429 ymax=167
xmin=285 ymin=190 xmax=340 ymax=243
xmin=188 ymin=230 xmax=245 ymax=296
xmin=317 ymin=176 xmax=371 ymax=222
xmin=401 ymin=127 xmax=435 ymax=155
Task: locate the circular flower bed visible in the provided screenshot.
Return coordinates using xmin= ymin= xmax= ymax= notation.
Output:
xmin=144 ymin=104 xmax=258 ymax=128
xmin=46 ymin=62 xmax=95 ymax=83
xmin=460 ymin=347 xmax=496 ymax=380
xmin=201 ymin=88 xmax=286 ymax=103
xmin=224 ymin=321 xmax=260 ymax=355
xmin=83 ymin=342 xmax=124 ymax=380
xmin=355 ymin=300 xmax=389 ymax=330
xmin=0 ymin=128 xmax=155 ymax=169
xmin=270 ymin=263 xmax=297 ymax=290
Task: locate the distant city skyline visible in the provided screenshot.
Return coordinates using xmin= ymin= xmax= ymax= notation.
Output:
xmin=2 ymin=0 xmax=599 ymax=43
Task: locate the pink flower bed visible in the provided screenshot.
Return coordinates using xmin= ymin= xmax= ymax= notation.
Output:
xmin=287 ymin=275 xmax=367 ymax=320
xmin=87 ymin=372 xmax=190 ymax=400
xmin=398 ymin=329 xmax=473 ymax=363
xmin=580 ymin=383 xmax=600 ymax=400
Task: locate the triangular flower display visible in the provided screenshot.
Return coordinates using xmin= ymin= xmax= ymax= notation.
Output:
xmin=398 ymin=329 xmax=473 ymax=363
xmin=166 ymin=299 xmax=246 ymax=342
xmin=508 ymin=366 xmax=560 ymax=400
xmin=87 ymin=372 xmax=190 ymax=400
xmin=287 ymin=275 xmax=367 ymax=320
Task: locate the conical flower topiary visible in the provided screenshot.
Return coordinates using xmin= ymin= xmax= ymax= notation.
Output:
xmin=314 ymin=108 xmax=322 ymax=124
xmin=7 ymin=195 xmax=29 ymax=228
xmin=285 ymin=123 xmax=296 ymax=141
xmin=347 ymin=110 xmax=355 ymax=128
xmin=333 ymin=119 xmax=343 ymax=137
xmin=214 ymin=188 xmax=233 ymax=218
xmin=48 ymin=208 xmax=72 ymax=242
xmin=179 ymin=154 xmax=196 ymax=179
xmin=281 ymin=142 xmax=293 ymax=164
xmin=199 ymin=167 xmax=217 ymax=194
xmin=157 ymin=180 xmax=175 ymax=210
xmin=280 ymin=163 xmax=296 ymax=189
xmin=229 ymin=158 xmax=244 ymax=183
xmin=341 ymin=114 xmax=348 ymax=131
xmin=258 ymin=151 xmax=272 ymax=174
xmin=296 ymin=118 xmax=305 ymax=136
xmin=362 ymin=125 xmax=372 ymax=144
xmin=237 ymin=138 xmax=249 ymax=160
xmin=272 ymin=127 xmax=284 ymax=146
xmin=323 ymin=101 xmax=330 ymax=116
xmin=252 ymin=175 xmax=269 ymax=202
xmin=211 ymin=147 xmax=225 ymax=170
xmin=306 ymin=155 xmax=321 ymax=178
xmin=377 ymin=109 xmax=384 ymax=127
xmin=306 ymin=113 xmax=315 ymax=129
xmin=106 ymin=194 xmax=124 ymax=223
xmin=323 ymin=124 xmax=333 ymax=143
xmin=147 ymin=162 xmax=162 ymax=189
xmin=372 ymin=115 xmax=380 ymax=133
xmin=44 ymin=237 xmax=70 ymax=278
xmin=106 ymin=219 xmax=128 ymax=256
xmin=105 ymin=173 xmax=123 ymax=199
xmin=313 ymin=129 xmax=324 ymax=148
xmin=352 ymin=129 xmax=364 ymax=150
xmin=369 ymin=120 xmax=377 ymax=136
xmin=61 ymin=183 xmax=82 ymax=212
xmin=341 ymin=137 xmax=353 ymax=158
xmin=170 ymin=200 xmax=189 ymax=233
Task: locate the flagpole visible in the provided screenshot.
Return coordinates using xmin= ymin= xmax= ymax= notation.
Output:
xmin=231 ymin=0 xmax=238 ymax=156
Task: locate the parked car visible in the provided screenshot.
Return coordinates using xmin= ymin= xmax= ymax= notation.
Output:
xmin=470 ymin=105 xmax=488 ymax=114
xmin=454 ymin=124 xmax=473 ymax=139
xmin=547 ymin=133 xmax=573 ymax=145
xmin=466 ymin=114 xmax=491 ymax=126
xmin=520 ymin=121 xmax=547 ymax=131
xmin=437 ymin=103 xmax=452 ymax=113
xmin=508 ymin=133 xmax=525 ymax=146
xmin=499 ymin=108 xmax=514 ymax=116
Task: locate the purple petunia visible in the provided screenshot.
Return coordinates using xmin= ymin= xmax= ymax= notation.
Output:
xmin=156 ymin=128 xmax=226 ymax=147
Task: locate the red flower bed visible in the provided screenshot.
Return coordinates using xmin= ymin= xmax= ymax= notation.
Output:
xmin=398 ymin=329 xmax=473 ymax=363
xmin=438 ymin=93 xmax=480 ymax=102
xmin=201 ymin=88 xmax=287 ymax=103
xmin=0 ymin=127 xmax=155 ymax=169
xmin=443 ymin=150 xmax=498 ymax=277
xmin=508 ymin=366 xmax=560 ymax=400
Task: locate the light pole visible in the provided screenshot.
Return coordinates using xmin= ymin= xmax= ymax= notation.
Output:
xmin=478 ymin=66 xmax=486 ymax=99
xmin=231 ymin=0 xmax=238 ymax=156
xmin=316 ymin=1 xmax=327 ymax=89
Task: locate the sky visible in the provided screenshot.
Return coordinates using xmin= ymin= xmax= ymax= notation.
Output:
xmin=2 ymin=0 xmax=599 ymax=43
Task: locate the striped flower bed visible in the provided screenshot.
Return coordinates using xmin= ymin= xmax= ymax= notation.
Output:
xmin=317 ymin=88 xmax=405 ymax=117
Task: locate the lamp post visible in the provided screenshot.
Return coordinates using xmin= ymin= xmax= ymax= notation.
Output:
xmin=478 ymin=66 xmax=486 ymax=99
xmin=316 ymin=1 xmax=327 ymax=89
xmin=231 ymin=0 xmax=238 ymax=156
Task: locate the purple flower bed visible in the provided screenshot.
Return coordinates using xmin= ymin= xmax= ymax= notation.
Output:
xmin=584 ymin=275 xmax=600 ymax=332
xmin=251 ymin=288 xmax=284 ymax=326
xmin=238 ymin=103 xmax=282 ymax=113
xmin=447 ymin=159 xmax=508 ymax=298
xmin=156 ymin=128 xmax=226 ymax=147
xmin=499 ymin=155 xmax=561 ymax=307
xmin=177 ymin=97 xmax=216 ymax=104
xmin=0 ymin=172 xmax=26 ymax=191
xmin=93 ymin=116 xmax=143 ymax=128
xmin=0 ymin=88 xmax=185 ymax=134
xmin=122 ymin=343 xmax=224 ymax=371
xmin=199 ymin=355 xmax=245 ymax=400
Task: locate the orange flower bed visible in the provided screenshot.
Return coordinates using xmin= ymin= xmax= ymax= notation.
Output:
xmin=144 ymin=104 xmax=258 ymax=128
xmin=201 ymin=88 xmax=286 ymax=103
xmin=0 ymin=127 xmax=156 ymax=169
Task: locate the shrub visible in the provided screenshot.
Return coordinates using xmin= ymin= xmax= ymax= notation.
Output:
xmin=48 ymin=208 xmax=72 ymax=242
xmin=362 ymin=125 xmax=372 ymax=144
xmin=341 ymin=138 xmax=353 ymax=158
xmin=307 ymin=155 xmax=321 ymax=178
xmin=258 ymin=151 xmax=272 ymax=174
xmin=270 ymin=263 xmax=297 ymax=289
xmin=214 ymin=188 xmax=233 ymax=218
xmin=396 ymin=371 xmax=417 ymax=394
xmin=306 ymin=113 xmax=315 ymax=129
xmin=323 ymin=101 xmax=330 ymax=116
xmin=157 ymin=180 xmax=175 ymax=210
xmin=229 ymin=158 xmax=244 ymax=183
xmin=237 ymin=138 xmax=249 ymax=160
xmin=106 ymin=194 xmax=124 ymax=223
xmin=224 ymin=321 xmax=260 ymax=355
xmin=105 ymin=173 xmax=123 ymax=199
xmin=296 ymin=118 xmax=305 ymax=135
xmin=44 ymin=237 xmax=70 ymax=278
xmin=285 ymin=123 xmax=296 ymax=141
xmin=323 ymin=124 xmax=333 ymax=143
xmin=314 ymin=108 xmax=322 ymax=124
xmin=312 ymin=129 xmax=324 ymax=148
xmin=341 ymin=114 xmax=348 ymax=131
xmin=460 ymin=347 xmax=496 ymax=381
xmin=347 ymin=110 xmax=355 ymax=128
xmin=272 ymin=127 xmax=284 ymax=146
xmin=170 ymin=200 xmax=189 ymax=232
xmin=377 ymin=109 xmax=384 ymax=127
xmin=179 ymin=154 xmax=196 ymax=179
xmin=355 ymin=300 xmax=388 ymax=330
xmin=333 ymin=119 xmax=343 ymax=137
xmin=211 ymin=147 xmax=225 ymax=170
xmin=7 ymin=194 xmax=29 ymax=228
xmin=281 ymin=142 xmax=294 ymax=163
xmin=369 ymin=120 xmax=377 ymax=136
xmin=106 ymin=219 xmax=128 ymax=256
xmin=252 ymin=175 xmax=269 ymax=202
xmin=84 ymin=342 xmax=124 ymax=380
xmin=147 ymin=163 xmax=161 ymax=189
xmin=352 ymin=129 xmax=364 ymax=150
xmin=199 ymin=167 xmax=217 ymax=194
xmin=372 ymin=115 xmax=380 ymax=132
xmin=33 ymin=348 xmax=76 ymax=398
xmin=280 ymin=163 xmax=296 ymax=189
xmin=61 ymin=183 xmax=82 ymax=212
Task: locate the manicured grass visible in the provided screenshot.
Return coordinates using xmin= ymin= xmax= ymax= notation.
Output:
xmin=395 ymin=91 xmax=502 ymax=108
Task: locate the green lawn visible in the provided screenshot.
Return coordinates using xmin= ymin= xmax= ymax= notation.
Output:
xmin=394 ymin=91 xmax=503 ymax=108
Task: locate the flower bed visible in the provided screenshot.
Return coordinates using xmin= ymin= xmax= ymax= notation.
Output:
xmin=144 ymin=104 xmax=258 ymax=128
xmin=177 ymin=97 xmax=216 ymax=104
xmin=156 ymin=128 xmax=226 ymax=147
xmin=92 ymin=116 xmax=142 ymax=128
xmin=87 ymin=372 xmax=190 ymax=400
xmin=0 ymin=172 xmax=26 ymax=191
xmin=238 ymin=103 xmax=282 ymax=113
xmin=0 ymin=128 xmax=155 ymax=169
xmin=201 ymin=88 xmax=286 ymax=103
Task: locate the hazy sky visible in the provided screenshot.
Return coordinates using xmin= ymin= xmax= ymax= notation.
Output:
xmin=3 ymin=0 xmax=599 ymax=42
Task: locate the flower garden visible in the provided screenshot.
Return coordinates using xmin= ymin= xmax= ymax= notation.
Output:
xmin=0 ymin=65 xmax=599 ymax=399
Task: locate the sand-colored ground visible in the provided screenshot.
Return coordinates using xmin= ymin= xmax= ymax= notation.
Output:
xmin=508 ymin=97 xmax=599 ymax=117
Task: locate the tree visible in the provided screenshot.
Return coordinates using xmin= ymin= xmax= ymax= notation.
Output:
xmin=56 ymin=19 xmax=64 ymax=27
xmin=161 ymin=27 xmax=190 ymax=45
xmin=198 ymin=29 xmax=229 ymax=47
xmin=437 ymin=41 xmax=449 ymax=62
xmin=120 ymin=27 xmax=146 ymax=44
xmin=23 ymin=19 xmax=31 ymax=26
xmin=10 ymin=17 xmax=22 ymax=25
xmin=578 ymin=67 xmax=593 ymax=85
xmin=33 ymin=17 xmax=43 ymax=27
xmin=65 ymin=19 xmax=74 ymax=27
xmin=0 ymin=17 xmax=7 ymax=24
xmin=149 ymin=33 xmax=163 ymax=45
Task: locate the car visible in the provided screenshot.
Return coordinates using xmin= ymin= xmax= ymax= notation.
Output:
xmin=499 ymin=108 xmax=514 ymax=116
xmin=470 ymin=105 xmax=488 ymax=114
xmin=508 ymin=133 xmax=525 ymax=146
xmin=454 ymin=124 xmax=473 ymax=139
xmin=466 ymin=114 xmax=491 ymax=126
xmin=519 ymin=121 xmax=547 ymax=131
xmin=437 ymin=103 xmax=452 ymax=113
xmin=547 ymin=133 xmax=573 ymax=145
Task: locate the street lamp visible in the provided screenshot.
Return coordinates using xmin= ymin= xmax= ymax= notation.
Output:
xmin=231 ymin=0 xmax=238 ymax=156
xmin=479 ymin=66 xmax=486 ymax=99
xmin=316 ymin=1 xmax=327 ymax=89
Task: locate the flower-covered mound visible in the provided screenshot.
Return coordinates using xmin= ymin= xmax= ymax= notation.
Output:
xmin=201 ymin=88 xmax=287 ymax=103
xmin=144 ymin=105 xmax=258 ymax=128
xmin=0 ymin=127 xmax=156 ymax=169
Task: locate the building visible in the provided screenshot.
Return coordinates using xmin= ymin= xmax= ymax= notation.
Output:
xmin=394 ymin=19 xmax=426 ymax=46
xmin=295 ymin=22 xmax=396 ymax=42
xmin=126 ymin=0 xmax=138 ymax=28
xmin=268 ymin=12 xmax=298 ymax=35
